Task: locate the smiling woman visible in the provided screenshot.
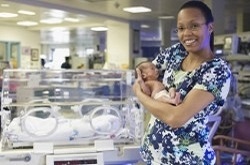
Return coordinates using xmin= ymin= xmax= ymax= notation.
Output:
xmin=133 ymin=1 xmax=231 ymax=164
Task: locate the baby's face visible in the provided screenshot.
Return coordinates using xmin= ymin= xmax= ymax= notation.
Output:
xmin=143 ymin=63 xmax=159 ymax=80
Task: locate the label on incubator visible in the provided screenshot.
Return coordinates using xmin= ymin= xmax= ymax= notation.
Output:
xmin=33 ymin=142 xmax=53 ymax=153
xmin=94 ymin=139 xmax=114 ymax=151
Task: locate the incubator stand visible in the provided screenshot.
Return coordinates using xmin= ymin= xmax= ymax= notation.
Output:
xmin=0 ymin=69 xmax=144 ymax=165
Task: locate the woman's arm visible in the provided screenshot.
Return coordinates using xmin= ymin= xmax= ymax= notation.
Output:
xmin=133 ymin=81 xmax=214 ymax=128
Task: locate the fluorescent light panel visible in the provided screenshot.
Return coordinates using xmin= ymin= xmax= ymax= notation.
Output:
xmin=0 ymin=12 xmax=18 ymax=18
xmin=49 ymin=10 xmax=65 ymax=18
xmin=158 ymin=16 xmax=175 ymax=19
xmin=64 ymin=17 xmax=79 ymax=22
xmin=17 ymin=21 xmax=38 ymax=26
xmin=40 ymin=18 xmax=63 ymax=24
xmin=90 ymin=27 xmax=108 ymax=31
xmin=141 ymin=24 xmax=150 ymax=28
xmin=1 ymin=4 xmax=10 ymax=7
xmin=123 ymin=6 xmax=151 ymax=13
xmin=18 ymin=10 xmax=36 ymax=15
xmin=50 ymin=27 xmax=67 ymax=31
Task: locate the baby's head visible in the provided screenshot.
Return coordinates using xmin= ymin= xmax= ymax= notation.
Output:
xmin=136 ymin=61 xmax=159 ymax=81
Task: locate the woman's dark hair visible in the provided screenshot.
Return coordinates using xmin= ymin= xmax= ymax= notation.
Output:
xmin=179 ymin=1 xmax=214 ymax=51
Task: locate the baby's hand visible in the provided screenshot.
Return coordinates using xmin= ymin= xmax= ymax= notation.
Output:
xmin=173 ymin=92 xmax=182 ymax=105
xmin=168 ymin=87 xmax=177 ymax=99
xmin=169 ymin=88 xmax=182 ymax=105
xmin=135 ymin=68 xmax=151 ymax=95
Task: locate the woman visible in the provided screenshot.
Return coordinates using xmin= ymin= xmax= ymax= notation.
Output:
xmin=133 ymin=1 xmax=231 ymax=164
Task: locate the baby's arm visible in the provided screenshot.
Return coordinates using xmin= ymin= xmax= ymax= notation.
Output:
xmin=148 ymin=81 xmax=165 ymax=97
xmin=135 ymin=68 xmax=151 ymax=96
xmin=140 ymin=80 xmax=151 ymax=96
xmin=156 ymin=91 xmax=181 ymax=105
xmin=151 ymin=83 xmax=181 ymax=105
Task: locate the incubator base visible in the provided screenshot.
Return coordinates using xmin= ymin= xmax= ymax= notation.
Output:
xmin=0 ymin=143 xmax=142 ymax=165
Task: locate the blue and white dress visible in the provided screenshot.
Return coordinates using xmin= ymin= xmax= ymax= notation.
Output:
xmin=140 ymin=43 xmax=231 ymax=165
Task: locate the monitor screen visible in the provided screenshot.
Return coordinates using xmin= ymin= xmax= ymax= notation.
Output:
xmin=214 ymin=44 xmax=224 ymax=56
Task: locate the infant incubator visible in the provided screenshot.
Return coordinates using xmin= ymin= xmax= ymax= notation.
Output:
xmin=0 ymin=69 xmax=144 ymax=165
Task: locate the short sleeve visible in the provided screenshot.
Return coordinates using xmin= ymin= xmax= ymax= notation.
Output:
xmin=193 ymin=59 xmax=231 ymax=106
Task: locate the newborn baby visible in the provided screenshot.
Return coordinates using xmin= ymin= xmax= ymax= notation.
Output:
xmin=136 ymin=61 xmax=181 ymax=105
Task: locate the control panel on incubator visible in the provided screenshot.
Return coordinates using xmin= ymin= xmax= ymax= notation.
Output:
xmin=0 ymin=69 xmax=144 ymax=151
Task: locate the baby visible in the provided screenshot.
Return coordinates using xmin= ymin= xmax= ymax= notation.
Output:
xmin=136 ymin=61 xmax=181 ymax=105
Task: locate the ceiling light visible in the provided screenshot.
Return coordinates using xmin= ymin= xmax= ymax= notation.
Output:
xmin=50 ymin=27 xmax=67 ymax=31
xmin=90 ymin=27 xmax=108 ymax=31
xmin=18 ymin=10 xmax=36 ymax=15
xmin=17 ymin=21 xmax=38 ymax=26
xmin=123 ymin=6 xmax=151 ymax=13
xmin=64 ymin=17 xmax=79 ymax=22
xmin=158 ymin=16 xmax=175 ymax=19
xmin=1 ymin=4 xmax=10 ymax=7
xmin=0 ymin=12 xmax=18 ymax=18
xmin=49 ymin=10 xmax=65 ymax=18
xmin=141 ymin=24 xmax=150 ymax=28
xmin=40 ymin=18 xmax=63 ymax=24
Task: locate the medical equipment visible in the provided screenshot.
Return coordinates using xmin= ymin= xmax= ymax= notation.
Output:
xmin=0 ymin=69 xmax=144 ymax=165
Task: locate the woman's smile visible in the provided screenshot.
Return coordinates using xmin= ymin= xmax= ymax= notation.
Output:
xmin=184 ymin=39 xmax=196 ymax=46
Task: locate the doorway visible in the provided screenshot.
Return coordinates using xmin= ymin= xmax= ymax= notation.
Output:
xmin=49 ymin=48 xmax=70 ymax=69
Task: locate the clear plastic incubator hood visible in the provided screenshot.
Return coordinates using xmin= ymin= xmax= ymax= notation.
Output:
xmin=0 ymin=69 xmax=144 ymax=164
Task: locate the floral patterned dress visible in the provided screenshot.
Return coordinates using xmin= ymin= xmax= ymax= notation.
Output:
xmin=140 ymin=43 xmax=231 ymax=165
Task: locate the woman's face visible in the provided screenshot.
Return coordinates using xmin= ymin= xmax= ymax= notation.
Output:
xmin=177 ymin=8 xmax=213 ymax=53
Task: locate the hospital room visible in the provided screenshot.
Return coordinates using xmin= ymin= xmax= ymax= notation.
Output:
xmin=0 ymin=0 xmax=250 ymax=164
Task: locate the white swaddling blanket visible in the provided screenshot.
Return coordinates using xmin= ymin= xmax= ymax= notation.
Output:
xmin=153 ymin=90 xmax=170 ymax=100
xmin=3 ymin=114 xmax=121 ymax=142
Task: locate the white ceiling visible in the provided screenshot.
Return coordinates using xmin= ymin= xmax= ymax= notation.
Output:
xmin=1 ymin=0 xmax=250 ymax=40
